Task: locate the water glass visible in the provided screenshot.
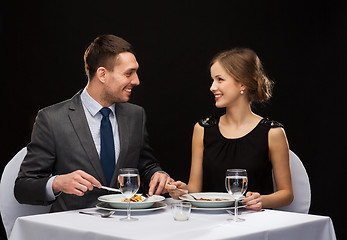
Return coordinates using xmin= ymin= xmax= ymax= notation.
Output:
xmin=118 ymin=168 xmax=140 ymax=221
xmin=225 ymin=169 xmax=248 ymax=222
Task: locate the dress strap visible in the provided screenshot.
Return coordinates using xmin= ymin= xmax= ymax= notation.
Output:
xmin=259 ymin=118 xmax=284 ymax=128
xmin=198 ymin=116 xmax=219 ymax=128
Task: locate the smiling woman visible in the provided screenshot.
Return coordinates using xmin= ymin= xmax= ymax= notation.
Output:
xmin=210 ymin=48 xmax=273 ymax=105
xmin=168 ymin=48 xmax=293 ymax=212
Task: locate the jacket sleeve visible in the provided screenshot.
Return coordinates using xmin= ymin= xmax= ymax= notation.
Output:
xmin=14 ymin=109 xmax=56 ymax=205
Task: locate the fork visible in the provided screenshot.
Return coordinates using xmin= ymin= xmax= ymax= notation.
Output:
xmin=79 ymin=210 xmax=116 ymax=218
xmin=189 ymin=194 xmax=198 ymax=200
xmin=142 ymin=194 xmax=151 ymax=202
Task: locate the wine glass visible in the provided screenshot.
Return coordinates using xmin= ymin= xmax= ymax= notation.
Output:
xmin=117 ymin=168 xmax=140 ymax=221
xmin=225 ymin=169 xmax=248 ymax=222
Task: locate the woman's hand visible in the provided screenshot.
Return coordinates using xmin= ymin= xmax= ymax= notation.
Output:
xmin=242 ymin=191 xmax=262 ymax=211
xmin=165 ymin=181 xmax=188 ymax=199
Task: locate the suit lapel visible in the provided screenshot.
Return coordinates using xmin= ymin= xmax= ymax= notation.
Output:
xmin=110 ymin=103 xmax=129 ymax=186
xmin=68 ymin=92 xmax=107 ymax=184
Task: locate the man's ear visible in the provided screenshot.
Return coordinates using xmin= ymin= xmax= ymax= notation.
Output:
xmin=95 ymin=67 xmax=107 ymax=83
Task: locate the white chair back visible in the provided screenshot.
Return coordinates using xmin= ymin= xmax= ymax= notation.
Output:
xmin=0 ymin=147 xmax=51 ymax=238
xmin=273 ymin=150 xmax=311 ymax=213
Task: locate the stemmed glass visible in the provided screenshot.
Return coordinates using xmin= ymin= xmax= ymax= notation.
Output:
xmin=225 ymin=169 xmax=248 ymax=222
xmin=117 ymin=168 xmax=140 ymax=221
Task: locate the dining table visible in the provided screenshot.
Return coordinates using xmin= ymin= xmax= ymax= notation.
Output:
xmin=9 ymin=198 xmax=336 ymax=240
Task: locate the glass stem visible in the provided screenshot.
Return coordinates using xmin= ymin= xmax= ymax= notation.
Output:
xmin=234 ymin=198 xmax=238 ymax=220
xmin=127 ymin=199 xmax=131 ymax=219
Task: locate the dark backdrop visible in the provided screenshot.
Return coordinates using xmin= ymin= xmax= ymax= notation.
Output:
xmin=1 ymin=1 xmax=345 ymax=239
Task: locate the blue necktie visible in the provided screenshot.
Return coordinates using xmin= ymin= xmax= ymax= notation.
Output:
xmin=99 ymin=107 xmax=116 ymax=186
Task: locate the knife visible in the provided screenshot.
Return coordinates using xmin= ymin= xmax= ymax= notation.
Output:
xmin=93 ymin=184 xmax=121 ymax=193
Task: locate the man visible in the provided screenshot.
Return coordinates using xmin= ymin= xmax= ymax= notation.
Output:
xmin=14 ymin=34 xmax=171 ymax=212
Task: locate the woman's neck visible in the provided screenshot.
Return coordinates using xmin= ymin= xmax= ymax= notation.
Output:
xmin=224 ymin=103 xmax=259 ymax=127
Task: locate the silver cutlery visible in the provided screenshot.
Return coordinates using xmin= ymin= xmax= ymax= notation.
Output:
xmin=79 ymin=210 xmax=116 ymax=218
xmin=226 ymin=209 xmax=264 ymax=215
xmin=189 ymin=194 xmax=198 ymax=200
xmin=142 ymin=194 xmax=151 ymax=202
xmin=93 ymin=185 xmax=121 ymax=193
xmin=143 ymin=194 xmax=158 ymax=202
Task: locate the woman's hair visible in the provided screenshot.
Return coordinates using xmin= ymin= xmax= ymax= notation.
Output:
xmin=84 ymin=34 xmax=134 ymax=79
xmin=210 ymin=48 xmax=273 ymax=103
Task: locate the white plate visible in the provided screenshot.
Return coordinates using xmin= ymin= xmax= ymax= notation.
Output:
xmin=98 ymin=194 xmax=165 ymax=209
xmin=96 ymin=202 xmax=167 ymax=212
xmin=179 ymin=192 xmax=244 ymax=208
xmin=191 ymin=204 xmax=246 ymax=211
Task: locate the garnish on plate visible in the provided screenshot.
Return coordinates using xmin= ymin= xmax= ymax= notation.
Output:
xmin=122 ymin=194 xmax=143 ymax=202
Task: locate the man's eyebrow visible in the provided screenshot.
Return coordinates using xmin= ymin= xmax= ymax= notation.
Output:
xmin=125 ymin=66 xmax=139 ymax=72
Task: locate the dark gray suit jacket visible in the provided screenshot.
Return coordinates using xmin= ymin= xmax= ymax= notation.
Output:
xmin=14 ymin=91 xmax=162 ymax=212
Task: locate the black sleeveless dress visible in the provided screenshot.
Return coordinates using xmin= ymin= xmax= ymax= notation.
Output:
xmin=199 ymin=116 xmax=283 ymax=195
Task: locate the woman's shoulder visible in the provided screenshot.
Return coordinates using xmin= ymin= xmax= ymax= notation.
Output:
xmin=198 ymin=116 xmax=219 ymax=128
xmin=259 ymin=118 xmax=284 ymax=128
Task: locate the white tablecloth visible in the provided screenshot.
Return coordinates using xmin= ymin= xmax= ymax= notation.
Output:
xmin=9 ymin=199 xmax=336 ymax=240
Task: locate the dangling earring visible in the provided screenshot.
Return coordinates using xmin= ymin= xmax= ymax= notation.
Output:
xmin=240 ymin=90 xmax=244 ymax=95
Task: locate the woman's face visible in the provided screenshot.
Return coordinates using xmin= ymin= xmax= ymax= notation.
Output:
xmin=210 ymin=61 xmax=244 ymax=108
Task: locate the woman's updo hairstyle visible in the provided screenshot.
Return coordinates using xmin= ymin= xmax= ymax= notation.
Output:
xmin=210 ymin=48 xmax=273 ymax=103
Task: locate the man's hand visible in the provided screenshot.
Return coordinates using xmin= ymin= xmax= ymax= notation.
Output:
xmin=148 ymin=172 xmax=173 ymax=196
xmin=52 ymin=170 xmax=101 ymax=196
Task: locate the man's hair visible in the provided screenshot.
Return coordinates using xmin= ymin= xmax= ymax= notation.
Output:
xmin=84 ymin=34 xmax=134 ymax=79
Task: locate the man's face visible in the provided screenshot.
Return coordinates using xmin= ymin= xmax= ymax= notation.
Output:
xmin=103 ymin=52 xmax=140 ymax=104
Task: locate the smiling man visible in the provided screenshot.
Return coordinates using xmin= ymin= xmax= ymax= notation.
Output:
xmin=14 ymin=34 xmax=172 ymax=212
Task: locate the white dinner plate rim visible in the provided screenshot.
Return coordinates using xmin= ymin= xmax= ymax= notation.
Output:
xmin=191 ymin=204 xmax=247 ymax=211
xmin=96 ymin=202 xmax=167 ymax=212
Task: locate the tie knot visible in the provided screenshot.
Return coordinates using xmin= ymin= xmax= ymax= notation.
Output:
xmin=100 ymin=107 xmax=111 ymax=117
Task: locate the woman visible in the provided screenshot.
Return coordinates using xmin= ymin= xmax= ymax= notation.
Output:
xmin=168 ymin=48 xmax=293 ymax=210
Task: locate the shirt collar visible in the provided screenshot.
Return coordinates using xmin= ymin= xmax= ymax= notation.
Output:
xmin=81 ymin=87 xmax=115 ymax=117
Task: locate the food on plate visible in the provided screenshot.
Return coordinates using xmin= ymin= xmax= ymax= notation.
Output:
xmin=197 ymin=198 xmax=212 ymax=201
xmin=121 ymin=194 xmax=143 ymax=202
xmin=197 ymin=198 xmax=230 ymax=201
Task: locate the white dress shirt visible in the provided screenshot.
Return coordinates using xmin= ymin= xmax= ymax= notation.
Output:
xmin=80 ymin=87 xmax=120 ymax=160
xmin=45 ymin=88 xmax=120 ymax=201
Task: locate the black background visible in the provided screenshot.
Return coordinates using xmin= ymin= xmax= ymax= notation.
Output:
xmin=1 ymin=1 xmax=346 ymax=239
